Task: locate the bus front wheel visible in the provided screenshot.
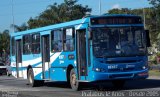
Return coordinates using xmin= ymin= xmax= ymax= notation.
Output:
xmin=70 ymin=68 xmax=81 ymax=91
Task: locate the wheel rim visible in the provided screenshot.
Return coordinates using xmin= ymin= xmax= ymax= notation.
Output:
xmin=71 ymin=73 xmax=77 ymax=87
xmin=29 ymin=72 xmax=33 ymax=84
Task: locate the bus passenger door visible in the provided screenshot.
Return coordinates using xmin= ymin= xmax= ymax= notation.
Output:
xmin=41 ymin=35 xmax=50 ymax=79
xmin=15 ymin=39 xmax=22 ymax=78
xmin=76 ymin=29 xmax=87 ymax=80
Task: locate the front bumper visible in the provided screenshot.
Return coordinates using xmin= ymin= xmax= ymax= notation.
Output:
xmin=89 ymin=69 xmax=148 ymax=81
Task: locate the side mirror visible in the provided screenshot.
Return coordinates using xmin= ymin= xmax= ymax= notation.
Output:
xmin=88 ymin=27 xmax=92 ymax=40
xmin=145 ymin=30 xmax=151 ymax=47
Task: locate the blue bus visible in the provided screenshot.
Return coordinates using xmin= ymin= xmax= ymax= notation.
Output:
xmin=10 ymin=14 xmax=150 ymax=90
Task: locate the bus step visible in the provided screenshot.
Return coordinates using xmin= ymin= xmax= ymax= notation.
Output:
xmin=77 ymin=80 xmax=89 ymax=82
xmin=43 ymin=79 xmax=51 ymax=81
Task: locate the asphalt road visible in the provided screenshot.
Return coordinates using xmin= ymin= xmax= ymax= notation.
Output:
xmin=0 ymin=76 xmax=160 ymax=97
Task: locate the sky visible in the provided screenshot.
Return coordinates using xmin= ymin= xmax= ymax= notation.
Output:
xmin=0 ymin=0 xmax=152 ymax=32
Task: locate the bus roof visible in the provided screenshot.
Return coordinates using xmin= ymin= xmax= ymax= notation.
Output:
xmin=11 ymin=17 xmax=89 ymax=37
xmin=102 ymin=14 xmax=141 ymax=17
xmin=11 ymin=14 xmax=141 ymax=37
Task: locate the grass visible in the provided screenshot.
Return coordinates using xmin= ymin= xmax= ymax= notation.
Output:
xmin=149 ymin=70 xmax=160 ymax=76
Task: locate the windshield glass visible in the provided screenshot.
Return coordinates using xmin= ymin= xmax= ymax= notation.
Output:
xmin=92 ymin=27 xmax=146 ymax=57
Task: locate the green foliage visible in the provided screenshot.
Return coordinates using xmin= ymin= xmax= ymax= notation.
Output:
xmin=148 ymin=0 xmax=160 ymax=50
xmin=149 ymin=70 xmax=160 ymax=76
xmin=11 ymin=23 xmax=28 ymax=32
xmin=156 ymin=52 xmax=160 ymax=56
xmin=149 ymin=54 xmax=157 ymax=65
xmin=0 ymin=30 xmax=10 ymax=57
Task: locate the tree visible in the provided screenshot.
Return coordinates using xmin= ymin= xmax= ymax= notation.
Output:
xmin=17 ymin=0 xmax=91 ymax=30
xmin=11 ymin=0 xmax=91 ymax=31
xmin=30 ymin=0 xmax=91 ymax=28
xmin=148 ymin=0 xmax=160 ymax=50
xmin=10 ymin=23 xmax=28 ymax=32
xmin=0 ymin=30 xmax=10 ymax=59
xmin=108 ymin=8 xmax=133 ymax=14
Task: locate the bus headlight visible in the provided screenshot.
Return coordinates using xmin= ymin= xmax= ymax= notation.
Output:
xmin=94 ymin=68 xmax=106 ymax=72
xmin=142 ymin=65 xmax=148 ymax=70
xmin=142 ymin=66 xmax=146 ymax=69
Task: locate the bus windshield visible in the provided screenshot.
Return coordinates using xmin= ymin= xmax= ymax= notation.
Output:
xmin=92 ymin=26 xmax=146 ymax=58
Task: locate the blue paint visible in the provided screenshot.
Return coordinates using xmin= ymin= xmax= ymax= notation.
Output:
xmin=11 ymin=61 xmax=42 ymax=71
xmin=12 ymin=67 xmax=26 ymax=71
xmin=15 ymin=36 xmax=22 ymax=40
xmin=40 ymin=30 xmax=51 ymax=35
xmin=50 ymin=68 xmax=67 ymax=81
xmin=10 ymin=18 xmax=89 ymax=37
xmin=34 ymin=72 xmax=43 ymax=80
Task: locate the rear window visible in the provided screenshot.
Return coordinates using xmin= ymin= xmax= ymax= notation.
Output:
xmin=0 ymin=63 xmax=4 ymax=66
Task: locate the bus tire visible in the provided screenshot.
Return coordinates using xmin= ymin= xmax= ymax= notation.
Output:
xmin=70 ymin=68 xmax=81 ymax=91
xmin=28 ymin=68 xmax=44 ymax=87
xmin=112 ymin=80 xmax=125 ymax=88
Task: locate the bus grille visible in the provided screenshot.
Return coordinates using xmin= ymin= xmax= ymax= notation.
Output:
xmin=108 ymin=68 xmax=135 ymax=72
xmin=109 ymin=74 xmax=133 ymax=78
xmin=106 ymin=60 xmax=140 ymax=64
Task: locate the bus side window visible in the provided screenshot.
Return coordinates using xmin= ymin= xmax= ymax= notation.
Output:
xmin=51 ymin=30 xmax=63 ymax=52
xmin=64 ymin=28 xmax=74 ymax=51
xmin=23 ymin=34 xmax=32 ymax=54
xmin=32 ymin=33 xmax=40 ymax=54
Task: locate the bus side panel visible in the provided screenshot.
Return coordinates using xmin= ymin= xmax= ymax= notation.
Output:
xmin=22 ymin=54 xmax=42 ymax=67
xmin=11 ymin=56 xmax=17 ymax=77
xmin=22 ymin=54 xmax=42 ymax=79
xmin=50 ymin=52 xmax=76 ymax=81
xmin=34 ymin=68 xmax=43 ymax=80
xmin=50 ymin=68 xmax=67 ymax=81
xmin=11 ymin=63 xmax=27 ymax=79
